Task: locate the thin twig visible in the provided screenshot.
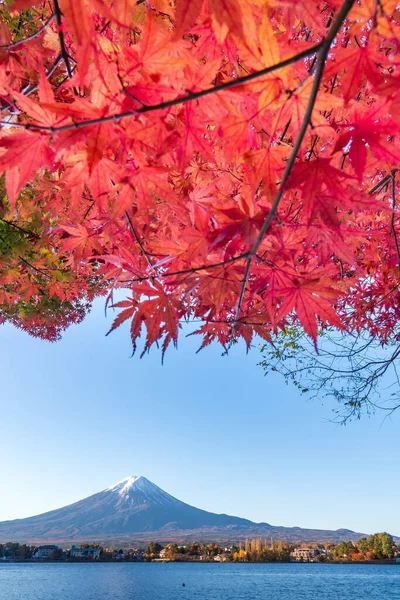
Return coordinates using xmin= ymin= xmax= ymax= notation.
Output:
xmin=83 ymin=201 xmax=96 ymax=221
xmin=369 ymin=174 xmax=392 ymax=195
xmin=0 ymin=218 xmax=40 ymax=239
xmin=390 ymin=170 xmax=400 ymax=269
xmin=18 ymin=256 xmax=50 ymax=279
xmin=119 ymin=253 xmax=249 ymax=284
xmin=125 ymin=211 xmax=154 ymax=270
xmin=1 ymin=54 xmax=63 ymax=115
xmin=24 ymin=54 xmax=63 ymax=96
xmin=0 ymin=14 xmax=55 ymax=49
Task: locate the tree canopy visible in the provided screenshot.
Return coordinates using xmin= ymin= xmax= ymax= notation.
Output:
xmin=2 ymin=1 xmax=400 ymax=382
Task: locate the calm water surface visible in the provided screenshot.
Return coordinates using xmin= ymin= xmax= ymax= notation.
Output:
xmin=0 ymin=563 xmax=399 ymax=600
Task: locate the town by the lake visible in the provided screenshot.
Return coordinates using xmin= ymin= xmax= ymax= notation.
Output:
xmin=2 ymin=533 xmax=399 ymax=565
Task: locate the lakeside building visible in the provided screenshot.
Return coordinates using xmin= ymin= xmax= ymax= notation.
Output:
xmin=33 ymin=545 xmax=60 ymax=559
xmin=291 ymin=548 xmax=320 ymax=562
xmin=127 ymin=548 xmax=145 ymax=561
xmin=70 ymin=545 xmax=101 ymax=560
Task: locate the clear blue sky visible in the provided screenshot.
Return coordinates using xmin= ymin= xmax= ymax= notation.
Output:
xmin=0 ymin=296 xmax=399 ymax=537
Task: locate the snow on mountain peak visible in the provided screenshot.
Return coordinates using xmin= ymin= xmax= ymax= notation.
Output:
xmin=105 ymin=475 xmax=178 ymax=506
xmin=106 ymin=476 xmax=142 ymax=494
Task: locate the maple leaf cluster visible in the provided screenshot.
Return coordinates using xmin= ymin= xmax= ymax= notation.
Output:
xmin=0 ymin=181 xmax=104 ymax=339
xmin=1 ymin=0 xmax=400 ymax=356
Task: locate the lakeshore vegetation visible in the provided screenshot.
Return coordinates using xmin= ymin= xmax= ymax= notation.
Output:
xmin=1 ymin=533 xmax=398 ymax=564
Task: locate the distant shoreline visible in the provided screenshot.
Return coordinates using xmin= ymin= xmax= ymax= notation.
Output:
xmin=1 ymin=560 xmax=399 ymax=566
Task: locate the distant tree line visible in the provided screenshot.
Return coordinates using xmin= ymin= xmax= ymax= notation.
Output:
xmin=145 ymin=533 xmax=399 ymax=563
xmin=145 ymin=542 xmax=226 ymax=561
xmin=232 ymin=538 xmax=291 ymax=562
xmin=1 ymin=533 xmax=398 ymax=563
xmin=0 ymin=543 xmax=141 ymax=562
xmin=332 ymin=533 xmax=397 ymax=561
xmin=0 ymin=543 xmax=36 ymax=560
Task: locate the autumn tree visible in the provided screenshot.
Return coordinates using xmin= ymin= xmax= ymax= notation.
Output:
xmin=250 ymin=538 xmax=258 ymax=555
xmin=147 ymin=542 xmax=163 ymax=556
xmin=234 ymin=538 xmax=291 ymax=562
xmin=333 ymin=533 xmax=396 ymax=560
xmin=333 ymin=541 xmax=355 ymax=559
xmin=357 ymin=537 xmax=370 ymax=558
xmin=2 ymin=0 xmax=400 ymax=413
xmin=232 ymin=547 xmax=247 ymax=561
xmin=0 ymin=175 xmax=104 ymax=339
xmin=367 ymin=532 xmax=396 ymax=559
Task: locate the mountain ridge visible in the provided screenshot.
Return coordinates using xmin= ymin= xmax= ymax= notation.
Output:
xmin=0 ymin=475 xmax=381 ymax=545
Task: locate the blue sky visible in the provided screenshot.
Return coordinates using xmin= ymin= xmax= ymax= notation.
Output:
xmin=0 ymin=296 xmax=399 ymax=537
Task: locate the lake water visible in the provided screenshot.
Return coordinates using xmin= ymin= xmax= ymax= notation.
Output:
xmin=0 ymin=563 xmax=399 ymax=600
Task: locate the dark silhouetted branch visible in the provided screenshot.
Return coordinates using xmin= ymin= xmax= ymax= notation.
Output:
xmin=0 ymin=42 xmax=324 ymax=132
xmin=53 ymin=0 xmax=74 ymax=79
xmin=231 ymin=0 xmax=356 ymax=342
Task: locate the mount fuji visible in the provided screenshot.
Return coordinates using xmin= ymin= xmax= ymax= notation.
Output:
xmin=0 ymin=476 xmax=366 ymax=545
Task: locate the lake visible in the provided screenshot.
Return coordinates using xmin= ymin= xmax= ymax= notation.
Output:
xmin=0 ymin=563 xmax=399 ymax=600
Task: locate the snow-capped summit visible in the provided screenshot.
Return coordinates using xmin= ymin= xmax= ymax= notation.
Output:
xmin=106 ymin=476 xmax=142 ymax=493
xmin=0 ymin=476 xmax=366 ymax=545
xmin=106 ymin=476 xmax=177 ymax=506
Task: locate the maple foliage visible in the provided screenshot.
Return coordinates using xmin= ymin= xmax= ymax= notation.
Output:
xmin=1 ymin=0 xmax=400 ymax=361
xmin=0 ymin=181 xmax=105 ymax=339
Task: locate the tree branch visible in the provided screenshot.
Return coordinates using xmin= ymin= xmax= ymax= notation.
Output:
xmin=390 ymin=170 xmax=400 ymax=269
xmin=18 ymin=256 xmax=50 ymax=279
xmin=0 ymin=14 xmax=55 ymax=50
xmin=1 ymin=54 xmax=63 ymax=116
xmin=0 ymin=54 xmax=62 ymax=117
xmin=0 ymin=42 xmax=324 ymax=132
xmin=119 ymin=253 xmax=249 ymax=284
xmin=230 ymin=0 xmax=356 ymax=341
xmin=53 ymin=0 xmax=74 ymax=80
xmin=125 ymin=211 xmax=154 ymax=270
xmin=0 ymin=218 xmax=40 ymax=239
xmin=369 ymin=173 xmax=392 ymax=195
xmin=23 ymin=54 xmax=63 ymax=97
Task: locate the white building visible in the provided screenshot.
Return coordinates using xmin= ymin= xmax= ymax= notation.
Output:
xmin=291 ymin=548 xmax=320 ymax=562
xmin=70 ymin=545 xmax=101 ymax=560
xmin=214 ymin=555 xmax=227 ymax=562
xmin=33 ymin=545 xmax=60 ymax=559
